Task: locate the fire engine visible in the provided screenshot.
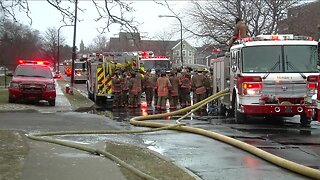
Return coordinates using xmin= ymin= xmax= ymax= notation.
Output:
xmin=133 ymin=51 xmax=171 ymax=76
xmin=73 ymin=57 xmax=88 ymax=84
xmin=86 ymin=53 xmax=134 ymax=107
xmin=86 ymin=51 xmax=171 ymax=107
xmin=212 ymin=34 xmax=319 ymax=125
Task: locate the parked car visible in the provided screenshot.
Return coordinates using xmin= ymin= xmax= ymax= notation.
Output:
xmin=7 ymin=60 xmax=58 ymax=106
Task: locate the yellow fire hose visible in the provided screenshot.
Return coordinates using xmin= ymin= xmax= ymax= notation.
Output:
xmin=27 ymin=88 xmax=320 ymax=180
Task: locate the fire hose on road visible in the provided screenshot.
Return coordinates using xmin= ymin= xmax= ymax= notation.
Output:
xmin=27 ymin=88 xmax=320 ymax=180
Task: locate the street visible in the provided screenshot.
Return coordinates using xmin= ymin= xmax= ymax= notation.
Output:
xmin=1 ymin=74 xmax=319 ymax=179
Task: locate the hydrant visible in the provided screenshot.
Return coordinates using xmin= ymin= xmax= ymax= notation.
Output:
xmin=65 ymin=84 xmax=70 ymax=94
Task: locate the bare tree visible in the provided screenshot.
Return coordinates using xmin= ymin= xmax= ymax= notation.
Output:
xmin=0 ymin=19 xmax=42 ymax=69
xmin=0 ymin=0 xmax=140 ymax=33
xmin=156 ymin=0 xmax=299 ymax=46
xmin=154 ymin=30 xmax=175 ymax=56
xmin=42 ymin=27 xmax=58 ymax=64
xmin=87 ymin=34 xmax=109 ymax=52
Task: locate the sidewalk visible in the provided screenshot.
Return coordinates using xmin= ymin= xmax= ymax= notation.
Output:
xmin=0 ymin=79 xmax=198 ymax=180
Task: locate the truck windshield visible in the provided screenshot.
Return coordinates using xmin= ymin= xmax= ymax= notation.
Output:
xmin=242 ymin=45 xmax=318 ymax=73
xmin=142 ymin=60 xmax=171 ymax=71
xmin=74 ymin=62 xmax=86 ymax=70
xmin=284 ymin=45 xmax=318 ymax=72
xmin=242 ymin=46 xmax=281 ymax=73
xmin=15 ymin=66 xmax=52 ymax=78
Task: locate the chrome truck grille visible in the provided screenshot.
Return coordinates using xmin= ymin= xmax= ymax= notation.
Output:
xmin=261 ymin=82 xmax=306 ymax=97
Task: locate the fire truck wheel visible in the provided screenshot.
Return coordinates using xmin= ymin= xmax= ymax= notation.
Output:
xmin=88 ymin=91 xmax=94 ymax=101
xmin=234 ymin=98 xmax=246 ymax=124
xmin=300 ymin=114 xmax=311 ymax=126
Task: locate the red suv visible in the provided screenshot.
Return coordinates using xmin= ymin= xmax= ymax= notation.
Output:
xmin=8 ymin=60 xmax=57 ymax=106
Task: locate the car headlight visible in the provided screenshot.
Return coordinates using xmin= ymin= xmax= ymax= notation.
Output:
xmin=9 ymin=82 xmax=19 ymax=89
xmin=46 ymin=84 xmax=55 ymax=90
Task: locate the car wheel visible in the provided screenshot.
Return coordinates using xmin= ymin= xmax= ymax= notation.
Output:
xmin=49 ymin=100 xmax=56 ymax=106
xmin=8 ymin=97 xmax=15 ymax=103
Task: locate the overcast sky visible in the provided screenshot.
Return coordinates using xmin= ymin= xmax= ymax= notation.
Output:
xmin=16 ymin=1 xmax=197 ymax=48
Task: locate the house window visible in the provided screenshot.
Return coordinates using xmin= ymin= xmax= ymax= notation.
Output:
xmin=129 ymin=39 xmax=134 ymax=47
xmin=188 ymin=51 xmax=192 ymax=57
xmin=182 ymin=44 xmax=186 ymax=49
xmin=182 ymin=50 xmax=186 ymax=57
xmin=176 ymin=50 xmax=180 ymax=56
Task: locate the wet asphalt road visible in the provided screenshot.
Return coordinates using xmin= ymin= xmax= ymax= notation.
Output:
xmin=1 ymin=109 xmax=319 ymax=180
xmin=2 ymin=72 xmax=319 ymax=179
xmin=64 ymin=75 xmax=320 ymax=180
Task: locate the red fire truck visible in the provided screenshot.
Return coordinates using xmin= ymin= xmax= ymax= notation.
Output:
xmin=212 ymin=34 xmax=319 ymax=125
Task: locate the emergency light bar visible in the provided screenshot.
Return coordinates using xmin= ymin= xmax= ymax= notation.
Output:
xmin=237 ymin=34 xmax=315 ymax=43
xmin=18 ymin=60 xmax=50 ymax=66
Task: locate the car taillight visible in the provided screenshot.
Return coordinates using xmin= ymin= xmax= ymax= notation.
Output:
xmin=238 ymin=76 xmax=262 ymax=96
xmin=307 ymin=75 xmax=318 ymax=94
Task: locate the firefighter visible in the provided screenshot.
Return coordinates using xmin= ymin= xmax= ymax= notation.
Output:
xmin=144 ymin=70 xmax=156 ymax=106
xmin=156 ymin=71 xmax=172 ymax=110
xmin=176 ymin=68 xmax=183 ymax=106
xmin=120 ymin=71 xmax=130 ymax=107
xmin=168 ymin=71 xmax=179 ymax=109
xmin=135 ymin=69 xmax=143 ymax=106
xmin=128 ymin=72 xmax=141 ymax=108
xmin=228 ymin=17 xmax=248 ymax=49
xmin=111 ymin=71 xmax=122 ymax=108
xmin=203 ymin=68 xmax=212 ymax=98
xmin=179 ymin=69 xmax=191 ymax=108
xmin=154 ymin=70 xmax=161 ymax=107
xmin=191 ymin=69 xmax=207 ymax=110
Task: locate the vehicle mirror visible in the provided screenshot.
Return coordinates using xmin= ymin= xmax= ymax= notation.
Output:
xmin=231 ymin=65 xmax=237 ymax=73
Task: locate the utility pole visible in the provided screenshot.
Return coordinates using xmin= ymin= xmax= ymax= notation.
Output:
xmin=70 ymin=0 xmax=78 ymax=95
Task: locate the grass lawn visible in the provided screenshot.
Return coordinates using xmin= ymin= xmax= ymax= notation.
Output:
xmin=0 ymin=76 xmax=11 ymax=87
xmin=0 ymin=89 xmax=8 ymax=104
xmin=56 ymin=79 xmax=95 ymax=111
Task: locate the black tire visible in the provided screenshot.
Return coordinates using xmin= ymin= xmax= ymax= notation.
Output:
xmin=49 ymin=100 xmax=56 ymax=106
xmin=95 ymin=96 xmax=105 ymax=106
xmin=300 ymin=114 xmax=311 ymax=126
xmin=219 ymin=103 xmax=227 ymax=116
xmin=8 ymin=97 xmax=15 ymax=103
xmin=234 ymin=97 xmax=246 ymax=123
xmin=88 ymin=91 xmax=94 ymax=100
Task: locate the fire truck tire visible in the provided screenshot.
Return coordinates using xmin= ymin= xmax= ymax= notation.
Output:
xmin=234 ymin=98 xmax=246 ymax=123
xmin=300 ymin=114 xmax=311 ymax=126
xmin=88 ymin=92 xmax=94 ymax=101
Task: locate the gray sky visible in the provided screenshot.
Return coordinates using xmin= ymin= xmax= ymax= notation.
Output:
xmin=17 ymin=1 xmax=196 ymax=48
